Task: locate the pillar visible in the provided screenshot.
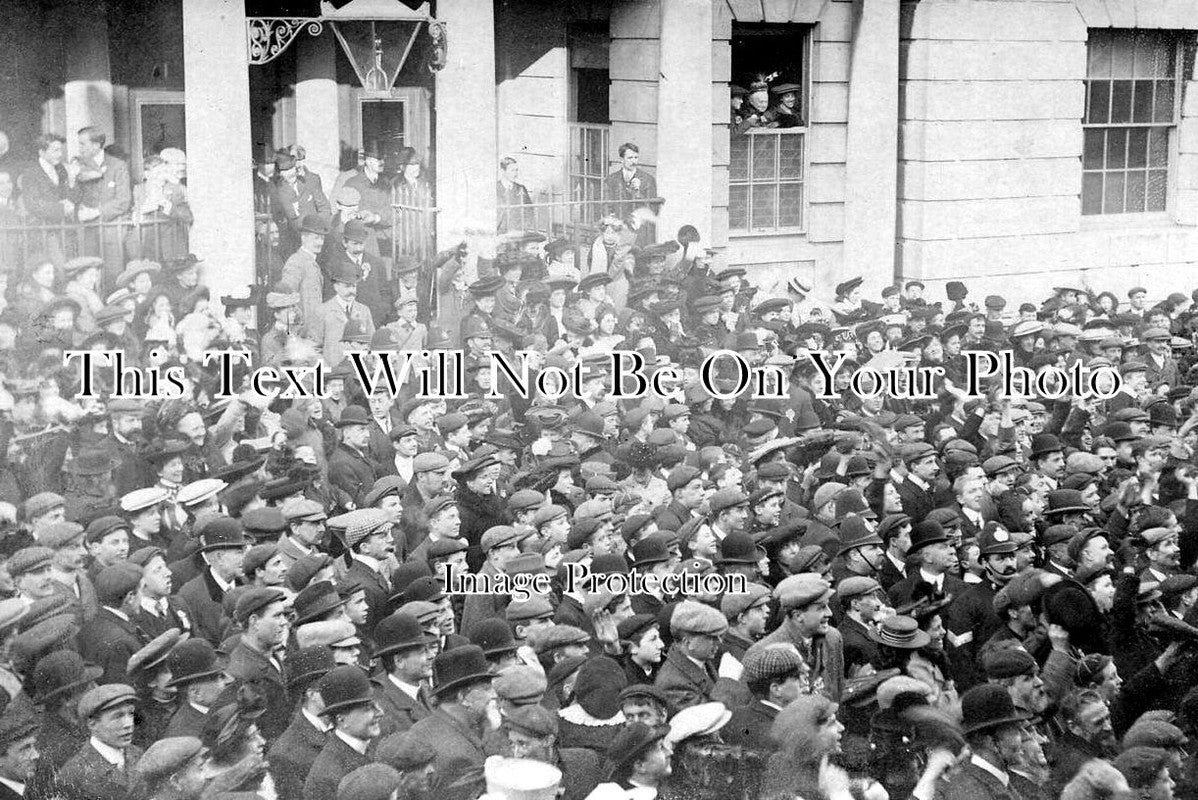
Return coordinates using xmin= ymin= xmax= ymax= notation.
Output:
xmin=435 ymin=0 xmax=498 ymax=243
xmin=182 ymin=0 xmax=255 ymax=296
xmin=296 ymin=32 xmax=341 ymax=195
xmin=842 ymin=0 xmax=899 ymax=278
xmin=655 ymin=0 xmax=714 ymax=241
xmin=63 ymin=0 xmax=115 ymax=158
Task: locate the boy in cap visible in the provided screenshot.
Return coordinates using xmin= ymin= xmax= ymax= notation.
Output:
xmin=58 ymin=684 xmax=142 ymax=800
xmin=723 ymin=644 xmax=808 ymax=750
xmin=79 ymin=563 xmax=145 ymax=684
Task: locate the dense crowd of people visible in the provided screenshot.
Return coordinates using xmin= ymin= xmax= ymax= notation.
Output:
xmin=2 ymin=127 xmax=1198 ymax=800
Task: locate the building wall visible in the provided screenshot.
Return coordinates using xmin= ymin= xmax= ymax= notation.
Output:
xmin=898 ymin=0 xmax=1198 ymax=304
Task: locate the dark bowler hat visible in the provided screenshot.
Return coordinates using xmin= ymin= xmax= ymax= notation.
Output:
xmin=166 ymin=638 xmax=223 ymax=688
xmin=1045 ymin=489 xmax=1089 ymax=517
xmin=342 ymin=220 xmax=369 ymax=243
xmin=717 ymin=532 xmax=765 ymax=565
xmin=606 ymin=722 xmax=671 ymax=778
xmin=319 ymin=665 xmax=375 ymax=715
xmin=336 ymin=405 xmax=372 ymax=428
xmin=299 ymin=214 xmax=330 ymax=236
xmin=286 ymin=645 xmax=338 ymax=690
xmin=331 ymin=261 xmax=362 ymax=285
xmin=467 ymin=618 xmax=519 ymax=657
xmin=32 ymin=650 xmax=103 ymax=703
xmin=373 ymin=612 xmax=436 ymax=658
xmin=1030 ymin=433 xmax=1064 ymax=458
xmin=198 ymin=517 xmax=249 ymax=552
xmin=433 ymin=644 xmax=493 ymax=697
xmin=292 ymin=581 xmax=347 ymax=625
xmin=907 ymin=520 xmax=949 ymax=554
xmin=468 ymin=276 xmax=505 ymax=297
xmin=960 ymin=683 xmax=1030 ymax=734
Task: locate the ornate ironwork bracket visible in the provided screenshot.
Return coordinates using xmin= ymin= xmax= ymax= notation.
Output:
xmin=247 ymin=18 xmax=326 ymax=65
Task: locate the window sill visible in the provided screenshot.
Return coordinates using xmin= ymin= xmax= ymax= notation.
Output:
xmin=729 ymin=228 xmax=807 ymax=238
xmin=1078 ymin=212 xmax=1187 ymax=231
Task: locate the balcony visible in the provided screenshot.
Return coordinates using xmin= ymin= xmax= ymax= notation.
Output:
xmin=0 ymin=216 xmax=190 ymax=270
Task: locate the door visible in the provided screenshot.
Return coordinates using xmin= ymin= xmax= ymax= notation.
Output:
xmin=351 ymin=87 xmax=431 ymax=173
xmin=128 ymin=89 xmax=187 ymax=181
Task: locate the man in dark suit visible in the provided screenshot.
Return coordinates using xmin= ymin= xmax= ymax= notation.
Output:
xmin=407 ymin=646 xmax=493 ymax=800
xmin=343 ymin=509 xmax=396 ymax=635
xmin=269 ymin=647 xmax=336 ymax=800
xmin=73 ymin=126 xmax=131 ymax=283
xmin=887 ymin=520 xmax=968 ymax=608
xmin=940 ymin=685 xmax=1031 ymax=800
xmin=20 ymin=133 xmax=74 ymax=220
xmin=163 ymin=639 xmax=230 ymax=739
xmin=328 ymin=406 xmax=379 ymax=511
xmin=876 ymin=513 xmax=912 ymax=592
xmin=654 ymin=601 xmax=726 ymax=711
xmin=309 ymin=261 xmax=376 ymax=369
xmin=895 ymin=443 xmax=940 ymax=524
xmin=175 ymin=517 xmax=248 ymax=645
xmin=57 ymin=684 xmax=144 ymax=800
xmin=323 ymin=220 xmax=392 ymax=326
xmin=304 ymin=666 xmax=380 ymax=800
xmin=221 ymin=588 xmax=292 ymax=743
xmin=722 ymin=645 xmax=807 ymax=751
xmin=654 ymin=466 xmax=703 ymax=533
xmin=496 ymin=156 xmax=533 ymax=233
xmin=272 ymin=150 xmax=329 ymax=258
xmin=78 ymin=563 xmax=147 ymax=685
xmin=602 ymin=142 xmax=659 ymax=247
xmin=372 ymin=612 xmax=435 ymax=737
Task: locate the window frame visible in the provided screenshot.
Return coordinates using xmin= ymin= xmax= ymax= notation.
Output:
xmin=1080 ymin=29 xmax=1186 ymax=218
xmin=727 ymin=23 xmax=812 ymax=236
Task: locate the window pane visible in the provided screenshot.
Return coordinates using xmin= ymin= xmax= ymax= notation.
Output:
xmin=778 ymin=134 xmax=803 ymax=179
xmin=1147 ymin=170 xmax=1168 ymax=211
xmin=1148 ymin=127 xmax=1168 ymax=167
xmin=752 ymin=134 xmax=777 ymax=181
xmin=1088 ymin=32 xmax=1112 ymax=77
xmin=730 ymin=134 xmax=750 ymax=181
xmin=1103 ymin=171 xmax=1125 ymax=213
xmin=729 ymin=185 xmax=749 ymax=230
xmin=1126 ymin=171 xmax=1146 ymax=212
xmin=1105 ymin=128 xmax=1127 ymax=169
xmin=1110 ymin=80 xmax=1133 ymax=122
xmin=779 ymin=183 xmax=803 ymax=228
xmin=1086 ymin=80 xmax=1110 ymax=124
xmin=1083 ymin=129 xmax=1105 ymax=169
xmin=1110 ymin=36 xmax=1133 ymax=77
xmin=751 ymin=184 xmax=776 ymax=229
xmin=1154 ymin=81 xmax=1175 ymax=123
xmin=1127 ymin=128 xmax=1148 ymax=168
xmin=1132 ymin=80 xmax=1154 ymax=122
xmin=1082 ymin=173 xmax=1104 ymax=215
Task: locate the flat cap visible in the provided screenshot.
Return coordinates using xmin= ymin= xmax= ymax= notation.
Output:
xmin=667 ymin=466 xmax=702 ymax=493
xmin=337 ymin=764 xmax=403 ymax=800
xmin=530 ymin=624 xmax=590 ymax=655
xmin=836 ymin=576 xmax=882 ymax=601
xmin=493 ymin=665 xmax=548 ymax=705
xmin=509 ymin=490 xmax=546 ymax=512
xmin=281 ymin=497 xmax=327 ymax=522
xmin=234 ymin=587 xmax=285 ymax=624
xmin=774 ymin=573 xmax=834 ymax=610
xmin=24 ymin=492 xmax=64 ymax=520
xmin=505 ymin=704 xmax=558 ymax=738
xmin=505 ymin=596 xmax=555 ymax=624
xmin=413 ymin=452 xmax=450 ymax=474
xmin=720 ymin=583 xmax=771 ymax=621
xmin=8 ymin=546 xmax=53 ymax=577
xmin=96 ymin=562 xmax=144 ymax=607
xmin=40 ymin=521 xmax=84 ymax=549
xmin=375 ymin=732 xmax=438 ymax=772
xmin=85 ymin=515 xmax=130 ymax=544
xmin=135 ymin=737 xmax=205 ymax=785
xmin=78 ymin=683 xmax=137 ymax=718
xmin=742 ymin=644 xmax=805 ymax=686
xmin=670 ymin=600 xmax=729 ymax=637
xmin=983 ymin=647 xmax=1037 ymax=679
xmin=708 ymin=489 xmax=749 ymax=516
xmin=481 ymin=525 xmax=521 ymax=552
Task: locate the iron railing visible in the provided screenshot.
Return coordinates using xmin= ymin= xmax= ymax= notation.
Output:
xmin=0 ymin=216 xmax=190 ymax=272
xmin=494 ymin=196 xmax=665 ymax=271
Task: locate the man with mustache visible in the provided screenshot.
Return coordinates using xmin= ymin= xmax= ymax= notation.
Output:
xmin=310 ymin=262 xmax=375 ymax=369
xmin=947 ymin=523 xmax=1020 ymax=690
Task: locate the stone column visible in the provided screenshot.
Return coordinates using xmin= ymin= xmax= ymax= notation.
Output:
xmin=295 ymin=32 xmax=341 ymax=195
xmin=842 ymin=0 xmax=899 ymax=280
xmin=655 ymin=0 xmax=714 ymax=241
xmin=63 ymin=0 xmax=115 ymax=158
xmin=434 ymin=0 xmax=498 ymax=244
xmin=182 ymin=0 xmax=255 ymax=294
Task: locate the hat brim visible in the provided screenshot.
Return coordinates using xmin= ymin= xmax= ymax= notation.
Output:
xmin=373 ymin=633 xmax=439 ymax=658
xmin=165 ymin=667 xmax=223 ymax=689
xmin=963 ymin=710 xmax=1031 ymax=735
xmin=41 ymin=664 xmax=105 ymax=701
xmin=867 ymin=628 xmax=932 ymax=650
xmin=320 ymin=693 xmax=377 ymax=715
xmin=1046 ymin=505 xmax=1090 ymax=516
xmin=434 ymin=670 xmax=494 ymax=698
xmin=295 ymin=596 xmax=348 ymax=625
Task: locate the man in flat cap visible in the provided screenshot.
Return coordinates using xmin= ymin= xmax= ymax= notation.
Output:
xmin=57 ymin=684 xmax=142 ymax=800
xmin=723 ymin=643 xmax=808 ymax=750
xmin=747 ymin=573 xmax=845 ymax=701
xmin=221 ymin=587 xmax=291 ymax=741
xmin=0 ymin=701 xmax=40 ymax=800
xmin=79 ymin=563 xmax=147 ymax=685
xmin=504 ymin=704 xmax=602 ymax=800
xmin=653 ymin=600 xmax=728 ymax=710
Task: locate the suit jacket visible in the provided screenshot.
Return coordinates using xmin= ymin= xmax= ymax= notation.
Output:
xmin=838 ymin=614 xmax=879 ymax=674
xmin=408 ymin=709 xmax=488 ymax=800
xmin=18 ymin=161 xmax=73 ymax=222
xmin=57 ymin=741 xmax=143 ymax=800
xmin=224 ymin=639 xmax=291 ymax=743
xmin=78 ymin=607 xmax=147 ymax=686
xmin=132 ymin=596 xmax=194 ymax=640
xmin=722 ymin=700 xmax=780 ymax=750
xmin=887 ymin=571 xmax=968 ymax=609
xmin=328 ymin=443 xmax=377 ymax=509
xmin=876 ymin=551 xmax=907 ymax=592
xmin=747 ymin=624 xmax=846 ymax=702
xmin=163 ymin=701 xmax=208 ymax=739
xmin=938 ymin=762 xmax=1024 ymax=800
xmin=280 ymin=248 xmax=325 ymax=333
xmin=310 ymin=297 xmax=375 ymax=368
xmin=75 ymin=154 xmax=131 ymax=220
xmin=654 ymin=647 xmax=717 ymax=710
xmin=303 ymin=733 xmax=372 ymax=800
xmin=895 ymin=476 xmax=936 ymax=523
xmin=273 ymin=176 xmax=329 ymax=233
xmin=270 ymin=711 xmax=329 ymax=800
xmin=602 ymin=167 xmax=658 ymax=214
xmin=373 ymin=675 xmax=431 ymax=737
xmin=176 ymin=568 xmax=229 ymax=645
xmin=345 ymin=557 xmax=391 ymax=634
